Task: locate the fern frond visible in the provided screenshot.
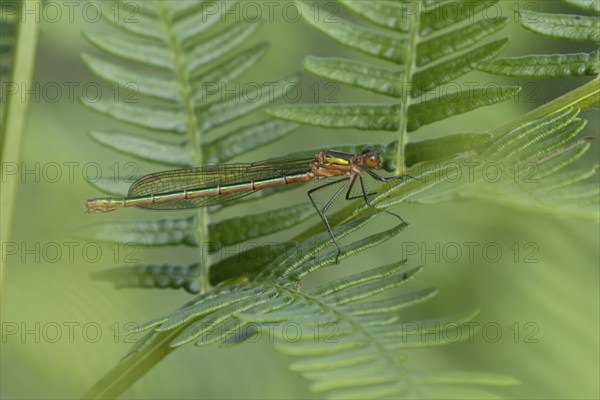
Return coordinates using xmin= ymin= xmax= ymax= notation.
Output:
xmin=126 ymin=241 xmax=510 ymax=398
xmin=267 ymin=1 xmax=597 ymax=223
xmin=269 ymin=0 xmax=512 ymax=170
xmin=82 ymin=1 xmax=296 ymax=174
xmin=80 ymin=0 xmax=305 ymax=287
xmin=479 ymin=0 xmax=600 ymax=77
xmin=395 ymin=108 xmax=598 ymax=220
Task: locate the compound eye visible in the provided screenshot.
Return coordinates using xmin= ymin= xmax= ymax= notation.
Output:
xmin=365 ymin=152 xmax=380 ymax=168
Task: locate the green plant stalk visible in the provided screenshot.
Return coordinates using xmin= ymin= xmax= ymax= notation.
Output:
xmin=396 ymin=1 xmax=421 ymax=172
xmin=154 ymin=1 xmax=210 ymax=294
xmin=81 ymin=328 xmax=183 ymax=399
xmin=0 ymin=0 xmax=40 ymax=285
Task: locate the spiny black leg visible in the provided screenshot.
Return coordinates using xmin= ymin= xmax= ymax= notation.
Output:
xmin=307 ymin=177 xmax=350 ymax=263
xmin=347 ymin=170 xmax=413 ymax=200
xmin=367 ymin=169 xmax=414 ymax=183
xmin=345 ymin=174 xmax=357 ymax=200
xmin=358 ymin=175 xmax=406 ymax=225
xmin=346 ymin=173 xmax=379 ymax=200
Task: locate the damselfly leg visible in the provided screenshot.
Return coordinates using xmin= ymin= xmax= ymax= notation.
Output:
xmin=307 ymin=177 xmax=351 ymax=263
xmin=308 ymin=170 xmax=408 ymax=263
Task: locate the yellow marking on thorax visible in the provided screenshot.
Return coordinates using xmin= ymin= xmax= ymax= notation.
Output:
xmin=325 ymin=157 xmax=350 ymax=165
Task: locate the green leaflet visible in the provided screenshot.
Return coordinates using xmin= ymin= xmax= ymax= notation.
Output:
xmin=417 ymin=18 xmax=508 ymax=66
xmin=408 ymin=86 xmax=520 ymax=132
xmin=92 ymin=263 xmax=200 ymax=294
xmin=197 ymin=75 xmax=299 ymax=133
xmin=312 ymin=260 xmax=409 ymax=298
xmin=521 ymin=12 xmax=600 ymax=42
xmin=173 ymin=1 xmax=239 ymax=44
xmin=171 ymin=295 xmax=273 ymax=346
xmin=420 ymin=0 xmax=501 ymax=35
xmin=273 ymin=338 xmax=366 ymax=356
xmin=295 ymin=1 xmax=407 ymax=63
xmin=412 ymin=39 xmax=509 ymax=97
xmin=185 ymin=21 xmax=262 ymax=74
xmin=96 ymin=1 xmax=164 ymax=40
xmin=483 ymin=107 xmax=578 ymax=157
xmin=479 ymin=5 xmax=600 ymax=78
xmin=208 ymin=243 xmax=294 ymax=286
xmin=323 ymin=266 xmax=422 ymax=306
xmin=337 ymin=0 xmax=413 ymax=31
xmin=208 ymin=203 xmax=316 ymax=249
xmin=81 ymin=98 xmax=187 ymax=133
xmin=339 ymin=288 xmax=438 ymax=315
xmin=72 ymin=216 xmax=198 ymax=246
xmin=191 ymin=42 xmax=269 ymax=94
xmin=535 ymin=138 xmax=591 ymax=178
xmin=519 ymin=119 xmax=587 ymax=163
xmin=268 ymin=104 xmax=400 ymax=131
xmin=303 ymin=56 xmax=402 ymax=97
xmin=405 ymin=133 xmax=493 ymax=167
xmin=204 ymin=119 xmax=298 ymax=163
xmin=83 ymin=32 xmax=173 ymax=70
xmin=479 ymin=51 xmax=600 ymax=78
xmin=82 ymin=53 xmax=179 ymax=101
xmin=239 ymin=304 xmax=326 ymax=324
xmin=88 ymin=119 xmax=297 ymax=169
xmin=155 ymin=286 xmax=269 ymax=332
xmin=291 ymin=221 xmax=410 ymax=281
xmin=88 ymin=131 xmax=190 ymax=167
xmin=261 ymin=215 xmax=377 ymax=280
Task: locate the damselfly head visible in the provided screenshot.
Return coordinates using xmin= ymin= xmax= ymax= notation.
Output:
xmin=362 ymin=148 xmax=381 ymax=169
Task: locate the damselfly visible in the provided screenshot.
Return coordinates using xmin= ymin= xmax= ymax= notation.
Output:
xmin=85 ymin=148 xmax=407 ymax=261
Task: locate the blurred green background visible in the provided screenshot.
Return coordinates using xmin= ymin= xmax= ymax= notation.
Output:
xmin=1 ymin=1 xmax=598 ymax=399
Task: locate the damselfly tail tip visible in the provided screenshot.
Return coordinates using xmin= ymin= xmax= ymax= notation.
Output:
xmin=84 ymin=198 xmax=119 ymax=213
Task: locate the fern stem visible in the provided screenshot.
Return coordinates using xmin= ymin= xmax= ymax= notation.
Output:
xmin=81 ymin=328 xmax=183 ymax=399
xmin=396 ymin=1 xmax=421 ymax=173
xmin=0 ymin=0 xmax=40 ymax=282
xmin=154 ymin=0 xmax=210 ymax=293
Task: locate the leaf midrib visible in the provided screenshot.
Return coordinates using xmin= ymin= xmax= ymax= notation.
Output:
xmin=155 ymin=0 xmax=210 ymax=293
xmin=396 ymin=1 xmax=421 ymax=173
